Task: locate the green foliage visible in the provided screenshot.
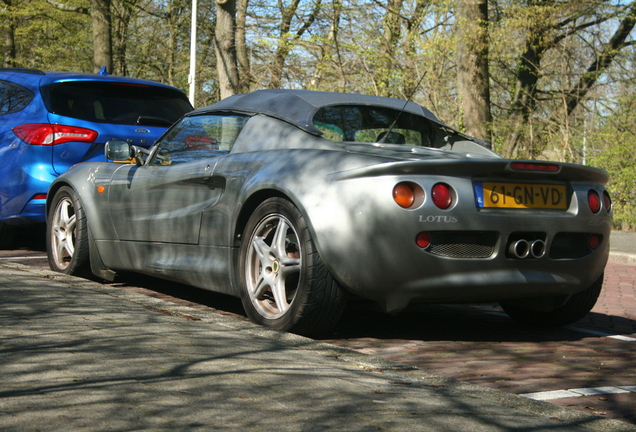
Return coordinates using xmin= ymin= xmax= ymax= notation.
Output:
xmin=2 ymin=0 xmax=92 ymax=71
xmin=2 ymin=0 xmax=635 ymax=231
xmin=588 ymin=99 xmax=636 ymax=231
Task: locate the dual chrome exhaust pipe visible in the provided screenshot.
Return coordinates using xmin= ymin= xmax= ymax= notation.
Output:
xmin=508 ymin=239 xmax=546 ymax=259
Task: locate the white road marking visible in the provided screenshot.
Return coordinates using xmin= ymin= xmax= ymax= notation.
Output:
xmin=521 ymin=386 xmax=634 ymax=401
xmin=0 ymin=256 xmax=47 ymax=260
xmin=477 ymin=309 xmax=636 ymax=342
xmin=564 ymin=325 xmax=636 ymax=342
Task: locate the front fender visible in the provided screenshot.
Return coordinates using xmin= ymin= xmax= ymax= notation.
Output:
xmin=48 ymin=162 xmax=124 ymax=241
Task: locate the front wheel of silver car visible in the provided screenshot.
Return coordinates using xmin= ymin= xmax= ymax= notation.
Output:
xmin=238 ymin=198 xmax=347 ymax=336
xmin=500 ymin=273 xmax=604 ymax=327
xmin=47 ymin=186 xmax=91 ymax=277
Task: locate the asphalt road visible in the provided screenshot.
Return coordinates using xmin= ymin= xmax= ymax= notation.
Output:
xmin=1 ymin=225 xmax=635 ymax=425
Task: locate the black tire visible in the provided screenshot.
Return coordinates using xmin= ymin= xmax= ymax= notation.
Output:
xmin=238 ymin=197 xmax=347 ymax=336
xmin=46 ymin=186 xmax=91 ymax=277
xmin=0 ymin=222 xmax=15 ymax=250
xmin=500 ymin=273 xmax=604 ymax=326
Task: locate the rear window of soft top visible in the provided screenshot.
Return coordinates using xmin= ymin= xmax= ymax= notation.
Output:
xmin=312 ymin=105 xmax=434 ymax=146
xmin=41 ymin=81 xmax=192 ymax=126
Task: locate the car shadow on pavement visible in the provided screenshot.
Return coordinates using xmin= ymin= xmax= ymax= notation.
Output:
xmin=100 ymin=270 xmax=636 ymax=345
xmin=107 ymin=272 xmax=248 ymax=319
xmin=10 ymin=224 xmax=47 ymax=251
xmin=578 ymin=311 xmax=636 ymax=336
xmin=322 ymin=301 xmax=636 ymax=344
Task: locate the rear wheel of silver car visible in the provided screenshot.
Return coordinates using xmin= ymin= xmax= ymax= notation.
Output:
xmin=500 ymin=273 xmax=604 ymax=326
xmin=238 ymin=198 xmax=347 ymax=336
xmin=47 ymin=186 xmax=91 ymax=276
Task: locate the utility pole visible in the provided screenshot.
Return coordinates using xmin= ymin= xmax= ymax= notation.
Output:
xmin=188 ymin=0 xmax=197 ymax=106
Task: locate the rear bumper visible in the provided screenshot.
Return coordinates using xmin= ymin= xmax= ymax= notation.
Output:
xmin=333 ymin=232 xmax=609 ymax=313
xmin=0 ymin=163 xmax=55 ymax=225
xmin=0 ymin=198 xmax=47 ymax=225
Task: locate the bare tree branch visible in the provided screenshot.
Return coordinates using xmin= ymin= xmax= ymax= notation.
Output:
xmin=565 ymin=2 xmax=636 ymax=115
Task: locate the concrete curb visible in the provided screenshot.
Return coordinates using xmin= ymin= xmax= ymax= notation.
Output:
xmin=609 ymin=252 xmax=636 ymax=266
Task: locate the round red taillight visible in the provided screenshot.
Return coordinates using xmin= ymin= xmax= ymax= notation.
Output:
xmin=393 ymin=182 xmax=415 ymax=208
xmin=416 ymin=232 xmax=431 ymax=248
xmin=588 ymin=234 xmax=600 ymax=250
xmin=603 ymin=191 xmax=612 ymax=212
xmin=432 ymin=183 xmax=452 ymax=209
xmin=588 ymin=190 xmax=601 ymax=213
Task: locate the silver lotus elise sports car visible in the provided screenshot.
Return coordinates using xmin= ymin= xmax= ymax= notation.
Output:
xmin=46 ymin=89 xmax=612 ymax=336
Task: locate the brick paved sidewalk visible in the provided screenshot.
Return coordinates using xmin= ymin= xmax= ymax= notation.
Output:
xmin=583 ymin=262 xmax=636 ymax=334
xmin=323 ymin=261 xmax=636 ymax=425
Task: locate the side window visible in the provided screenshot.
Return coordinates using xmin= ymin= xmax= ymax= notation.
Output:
xmin=0 ymin=80 xmax=34 ymax=115
xmin=150 ymin=114 xmax=249 ymax=165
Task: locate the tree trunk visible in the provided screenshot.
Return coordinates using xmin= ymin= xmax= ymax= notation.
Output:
xmin=455 ymin=0 xmax=492 ymax=144
xmin=2 ymin=23 xmax=16 ymax=67
xmin=44 ymin=0 xmax=112 ymax=74
xmin=378 ymin=0 xmax=403 ymax=97
xmin=310 ymin=0 xmax=342 ymax=89
xmin=89 ymin=0 xmax=113 ymax=73
xmin=268 ymin=0 xmax=300 ymax=88
xmin=236 ymin=0 xmax=250 ymax=92
xmin=268 ymin=0 xmax=321 ymax=89
xmin=111 ymin=0 xmax=136 ymax=76
xmin=215 ymin=0 xmax=239 ymax=99
xmin=401 ymin=0 xmax=427 ymax=99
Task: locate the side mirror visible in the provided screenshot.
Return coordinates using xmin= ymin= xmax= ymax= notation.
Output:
xmin=105 ymin=140 xmax=134 ymax=161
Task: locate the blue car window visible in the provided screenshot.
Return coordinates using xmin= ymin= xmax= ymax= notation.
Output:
xmin=151 ymin=115 xmax=250 ymax=165
xmin=0 ymin=80 xmax=34 ymax=115
xmin=41 ymin=81 xmax=192 ymax=126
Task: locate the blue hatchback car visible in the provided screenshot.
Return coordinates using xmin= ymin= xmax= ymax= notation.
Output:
xmin=0 ymin=68 xmax=193 ymax=248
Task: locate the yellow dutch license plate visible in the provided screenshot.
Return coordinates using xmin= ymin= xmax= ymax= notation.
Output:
xmin=476 ymin=182 xmax=567 ymax=210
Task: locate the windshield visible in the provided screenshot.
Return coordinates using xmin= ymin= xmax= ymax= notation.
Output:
xmin=42 ymin=81 xmax=193 ymax=126
xmin=312 ymin=105 xmax=436 ymax=147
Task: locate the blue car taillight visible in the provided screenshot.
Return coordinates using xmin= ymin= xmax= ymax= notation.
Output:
xmin=12 ymin=123 xmax=98 ymax=145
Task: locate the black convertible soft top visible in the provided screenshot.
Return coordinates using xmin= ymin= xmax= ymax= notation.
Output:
xmin=190 ymin=89 xmax=443 ymax=135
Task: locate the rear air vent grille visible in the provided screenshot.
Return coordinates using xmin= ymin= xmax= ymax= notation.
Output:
xmin=428 ymin=231 xmax=497 ymax=258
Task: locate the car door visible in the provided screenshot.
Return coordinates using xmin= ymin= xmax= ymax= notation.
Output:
xmin=107 ymin=160 xmax=223 ymax=244
xmin=107 ymin=113 xmax=249 ymax=244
